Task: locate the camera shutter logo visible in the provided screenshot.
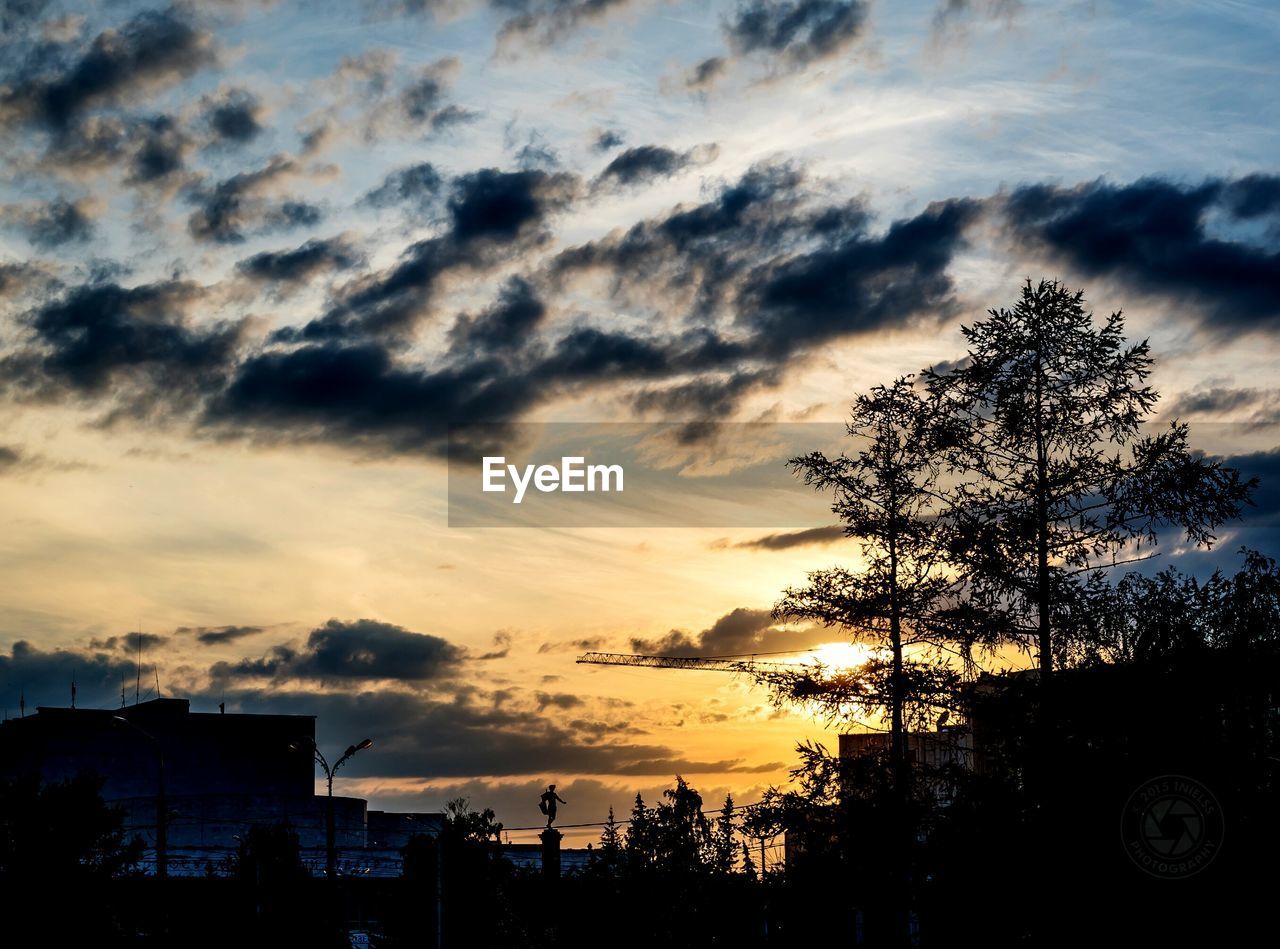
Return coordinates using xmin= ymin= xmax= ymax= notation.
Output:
xmin=1121 ymin=775 xmax=1223 ymax=879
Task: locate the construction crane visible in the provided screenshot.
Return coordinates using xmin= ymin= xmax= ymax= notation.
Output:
xmin=576 ymin=650 xmax=961 ymax=722
xmin=575 ymin=652 xmax=811 ymax=675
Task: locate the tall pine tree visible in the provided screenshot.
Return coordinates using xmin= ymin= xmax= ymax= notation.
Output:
xmin=925 ymin=278 xmax=1253 ymax=678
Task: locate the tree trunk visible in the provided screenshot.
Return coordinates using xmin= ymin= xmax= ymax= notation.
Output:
xmin=1033 ymin=341 xmax=1052 ymax=681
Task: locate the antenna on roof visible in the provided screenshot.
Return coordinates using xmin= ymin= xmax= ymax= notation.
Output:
xmin=135 ymin=625 xmax=142 ymax=705
xmin=71 ymin=669 xmax=76 ymax=709
xmin=154 ymin=665 xmax=161 ymax=699
xmin=121 ymin=674 xmax=126 ymax=708
xmin=19 ymin=687 xmax=24 ymax=719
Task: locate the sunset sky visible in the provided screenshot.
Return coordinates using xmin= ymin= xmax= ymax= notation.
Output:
xmin=1 ymin=0 xmax=1277 ymax=844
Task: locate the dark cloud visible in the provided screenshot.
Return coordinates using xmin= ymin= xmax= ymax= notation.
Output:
xmin=592 ymin=129 xmax=625 ymax=152
xmin=211 ymin=164 xmax=974 ymax=454
xmin=725 ymin=525 xmax=846 ymax=550
xmin=2 ymin=633 xmax=776 ymax=779
xmin=210 ymin=618 xmax=465 ymax=685
xmin=1221 ymin=174 xmax=1280 ymax=220
xmin=87 ymin=632 xmax=168 ymax=652
xmin=0 ymin=7 xmax=217 ymax=132
xmin=724 ymin=0 xmax=869 ymax=70
xmin=265 ymin=199 xmax=324 ymax=230
xmin=3 ymin=155 xmax=976 ymax=459
xmin=423 ymin=103 xmax=479 ymax=134
xmin=399 ymin=63 xmax=451 ymax=122
xmin=0 ymin=278 xmax=242 ymax=409
xmin=495 ymin=0 xmax=638 ymax=52
xmin=741 ymin=196 xmax=980 ymax=349
xmin=236 ymin=236 xmax=364 ymax=285
xmin=361 ymin=161 xmax=444 ymax=211
xmin=556 ymin=163 xmax=976 ymax=363
xmin=208 ymin=686 xmax=774 ymax=779
xmin=348 ymin=57 xmax=477 ymax=137
xmin=684 ymin=56 xmax=727 ymax=91
xmin=0 ymin=261 xmax=56 ymax=301
xmin=1001 ymin=175 xmax=1280 ymax=332
xmin=0 ymin=441 xmax=84 ymax=476
xmin=1163 ymin=387 xmax=1280 ymax=427
xmin=177 ymin=625 xmax=267 ymax=646
xmin=0 ymin=444 xmax=24 ymax=473
xmin=287 ymin=238 xmax=465 ymax=341
xmin=26 ymin=110 xmax=192 ymax=182
xmin=515 ymin=138 xmax=559 ymax=171
xmin=1220 ymin=448 xmax=1280 ymax=528
xmin=447 ymin=277 xmax=545 ymax=354
xmin=280 ymin=168 xmax=576 ymax=342
xmin=201 ymin=87 xmax=264 ymax=145
xmin=202 ymin=340 xmax=515 ymax=452
xmin=537 ymin=637 xmax=607 ymax=654
xmin=553 ymin=162 xmax=831 ymax=314
xmin=631 ymin=367 xmax=780 ymax=417
xmin=186 ymin=155 xmax=320 ymax=243
xmin=631 ymin=606 xmax=838 ymax=658
xmin=1 ymin=196 xmax=96 ymax=248
xmin=474 ymin=631 xmax=513 ymax=660
xmin=0 ymin=640 xmax=139 ymax=711
xmin=592 ymin=143 xmax=716 ymax=191
xmin=447 ymin=167 xmax=578 ymax=243
xmin=1 ymin=0 xmax=53 ymax=37
xmin=535 ymin=691 xmax=585 ymax=711
xmin=127 ymin=113 xmax=190 ymax=183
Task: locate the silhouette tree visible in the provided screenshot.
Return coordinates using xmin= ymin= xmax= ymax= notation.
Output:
xmin=597 ymin=805 xmax=624 ymax=876
xmin=924 ymin=278 xmax=1254 ymax=679
xmin=0 ymin=773 xmax=141 ymax=881
xmin=710 ymin=794 xmax=737 ymax=875
xmin=1058 ymin=547 xmax=1280 ymax=666
xmin=235 ymin=823 xmax=308 ymax=888
xmin=235 ymin=824 xmax=347 ymax=948
xmin=655 ymin=776 xmax=712 ymax=875
xmin=441 ymin=795 xmax=504 ymax=846
xmin=768 ymin=378 xmax=965 ymax=778
xmin=739 ymin=791 xmax=784 ymax=878
xmin=374 ymin=834 xmax=442 ymax=949
xmin=624 ymin=792 xmax=655 ymax=875
xmin=618 ymin=780 xmax=749 ymax=880
xmin=435 ymin=798 xmax=524 ymax=947
xmin=0 ymin=774 xmax=142 ymax=944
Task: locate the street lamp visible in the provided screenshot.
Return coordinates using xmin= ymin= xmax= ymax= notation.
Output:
xmin=113 ymin=716 xmax=167 ymax=879
xmin=293 ymin=736 xmax=373 ymax=878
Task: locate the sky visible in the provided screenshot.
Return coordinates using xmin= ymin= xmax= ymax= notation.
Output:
xmin=0 ymin=0 xmax=1278 ymax=844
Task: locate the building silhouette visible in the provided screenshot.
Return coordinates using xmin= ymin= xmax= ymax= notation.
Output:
xmin=0 ymin=696 xmax=440 ymax=876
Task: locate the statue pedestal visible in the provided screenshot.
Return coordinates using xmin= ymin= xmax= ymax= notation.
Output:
xmin=539 ymin=827 xmax=562 ymax=880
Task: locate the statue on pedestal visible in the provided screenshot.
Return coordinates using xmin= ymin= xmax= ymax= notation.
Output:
xmin=538 ymin=784 xmax=566 ymax=827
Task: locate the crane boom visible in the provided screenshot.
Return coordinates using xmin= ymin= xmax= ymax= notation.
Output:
xmin=576 ymin=651 xmax=804 ymax=674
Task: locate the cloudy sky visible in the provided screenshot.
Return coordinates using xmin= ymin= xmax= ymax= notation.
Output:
xmin=1 ymin=0 xmax=1277 ymax=842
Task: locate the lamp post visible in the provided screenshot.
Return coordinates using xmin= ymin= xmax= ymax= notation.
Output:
xmin=112 ymin=716 xmax=166 ymax=879
xmin=294 ymin=736 xmax=373 ymax=878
